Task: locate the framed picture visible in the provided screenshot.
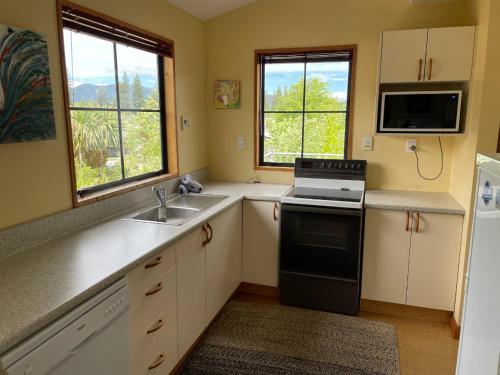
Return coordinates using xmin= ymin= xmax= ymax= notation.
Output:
xmin=0 ymin=24 xmax=56 ymax=143
xmin=214 ymin=80 xmax=240 ymax=109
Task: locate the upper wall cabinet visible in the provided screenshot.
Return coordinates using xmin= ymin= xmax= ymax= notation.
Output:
xmin=380 ymin=26 xmax=476 ymax=83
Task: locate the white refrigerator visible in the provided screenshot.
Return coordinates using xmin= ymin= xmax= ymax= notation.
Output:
xmin=457 ymin=153 xmax=500 ymax=375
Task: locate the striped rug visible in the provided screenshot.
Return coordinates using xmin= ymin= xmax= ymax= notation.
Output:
xmin=181 ymin=301 xmax=400 ymax=375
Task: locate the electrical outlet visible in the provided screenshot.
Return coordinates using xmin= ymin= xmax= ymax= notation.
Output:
xmin=181 ymin=116 xmax=190 ymax=130
xmin=406 ymin=139 xmax=417 ymax=153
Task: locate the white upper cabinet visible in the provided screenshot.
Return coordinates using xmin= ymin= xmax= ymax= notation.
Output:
xmin=380 ymin=26 xmax=475 ymax=83
xmin=425 ymin=26 xmax=475 ymax=82
xmin=380 ymin=29 xmax=428 ymax=83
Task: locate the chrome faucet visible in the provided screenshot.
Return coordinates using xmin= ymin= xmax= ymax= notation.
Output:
xmin=152 ymin=186 xmax=167 ymax=207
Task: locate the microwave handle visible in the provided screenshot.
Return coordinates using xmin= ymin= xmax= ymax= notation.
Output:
xmin=281 ymin=204 xmax=362 ymax=217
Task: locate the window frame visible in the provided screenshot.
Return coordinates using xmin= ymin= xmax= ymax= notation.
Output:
xmin=57 ymin=0 xmax=179 ymax=207
xmin=254 ymin=46 xmax=357 ymax=170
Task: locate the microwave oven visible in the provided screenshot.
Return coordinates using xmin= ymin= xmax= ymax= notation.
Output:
xmin=378 ymin=91 xmax=462 ymax=133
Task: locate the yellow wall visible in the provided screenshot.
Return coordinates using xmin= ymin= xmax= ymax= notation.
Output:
xmin=0 ymin=0 xmax=208 ymax=229
xmin=205 ymin=0 xmax=469 ymax=189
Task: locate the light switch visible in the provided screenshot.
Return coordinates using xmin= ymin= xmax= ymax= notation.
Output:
xmin=181 ymin=116 xmax=190 ymax=130
xmin=236 ymin=136 xmax=245 ymax=149
xmin=362 ymin=136 xmax=373 ymax=151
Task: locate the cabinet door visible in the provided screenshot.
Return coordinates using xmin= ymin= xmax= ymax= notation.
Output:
xmin=425 ymin=26 xmax=475 ymax=82
xmin=243 ymin=201 xmax=279 ymax=287
xmin=206 ymin=203 xmax=243 ymax=323
xmin=406 ymin=212 xmax=463 ymax=310
xmin=176 ymin=227 xmax=206 ymax=359
xmin=361 ymin=208 xmax=412 ymax=304
xmin=380 ymin=29 xmax=428 ymax=83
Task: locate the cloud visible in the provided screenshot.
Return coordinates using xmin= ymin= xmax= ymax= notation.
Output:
xmin=330 ymin=91 xmax=348 ymax=101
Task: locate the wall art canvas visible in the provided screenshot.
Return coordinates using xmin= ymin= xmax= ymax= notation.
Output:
xmin=214 ymin=80 xmax=240 ymax=109
xmin=0 ymin=24 xmax=56 ymax=143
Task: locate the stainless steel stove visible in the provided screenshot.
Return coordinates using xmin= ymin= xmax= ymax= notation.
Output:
xmin=279 ymin=158 xmax=367 ymax=315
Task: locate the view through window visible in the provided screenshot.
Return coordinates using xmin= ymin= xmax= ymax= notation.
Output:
xmin=63 ymin=28 xmax=166 ymax=196
xmin=257 ymin=49 xmax=354 ymax=167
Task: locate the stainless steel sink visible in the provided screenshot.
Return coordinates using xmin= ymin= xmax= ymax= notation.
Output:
xmin=126 ymin=194 xmax=228 ymax=225
xmin=132 ymin=206 xmax=200 ymax=225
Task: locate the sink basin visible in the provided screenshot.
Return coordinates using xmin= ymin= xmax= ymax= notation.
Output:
xmin=131 ymin=206 xmax=200 ymax=225
xmin=126 ymin=194 xmax=228 ymax=225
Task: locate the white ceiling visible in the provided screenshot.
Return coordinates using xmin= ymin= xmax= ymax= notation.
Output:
xmin=165 ymin=0 xmax=257 ymax=21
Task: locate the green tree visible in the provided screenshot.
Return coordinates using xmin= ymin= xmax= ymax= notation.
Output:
xmin=265 ymin=77 xmax=346 ymax=163
xmin=120 ymin=71 xmax=131 ymax=109
xmin=132 ymin=74 xmax=145 ymax=108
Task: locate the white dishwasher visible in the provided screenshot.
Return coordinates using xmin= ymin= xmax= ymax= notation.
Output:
xmin=0 ymin=278 xmax=130 ymax=375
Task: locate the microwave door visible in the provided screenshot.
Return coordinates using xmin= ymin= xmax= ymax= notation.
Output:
xmin=379 ymin=91 xmax=461 ymax=133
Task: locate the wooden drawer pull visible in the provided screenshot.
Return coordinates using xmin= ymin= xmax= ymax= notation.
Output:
xmin=144 ymin=256 xmax=162 ymax=269
xmin=146 ymin=319 xmax=164 ymax=334
xmin=417 ymin=58 xmax=423 ymax=81
xmin=202 ymin=225 xmax=209 ymax=247
xmin=273 ymin=202 xmax=279 ymax=221
xmin=145 ymin=282 xmax=163 ymax=296
xmin=427 ymin=58 xmax=433 ymax=80
xmin=148 ymin=353 xmax=165 ymax=370
xmin=416 ymin=212 xmax=421 ymax=233
xmin=406 ymin=211 xmax=410 ymax=232
xmin=206 ymin=222 xmax=213 ymax=244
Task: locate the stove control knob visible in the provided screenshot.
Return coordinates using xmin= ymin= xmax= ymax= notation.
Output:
xmin=319 ymin=162 xmax=325 ymax=168
xmin=327 ymin=162 xmax=332 ymax=168
xmin=356 ymin=163 xmax=362 ymax=169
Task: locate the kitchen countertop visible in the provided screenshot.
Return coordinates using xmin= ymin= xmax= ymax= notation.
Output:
xmin=364 ymin=190 xmax=466 ymax=215
xmin=0 ymin=182 xmax=290 ymax=356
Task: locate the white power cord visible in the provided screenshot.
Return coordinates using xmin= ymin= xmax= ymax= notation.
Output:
xmin=411 ymin=136 xmax=444 ymax=181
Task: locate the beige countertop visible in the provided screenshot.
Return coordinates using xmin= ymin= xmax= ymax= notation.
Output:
xmin=0 ymin=182 xmax=290 ymax=356
xmin=364 ymin=190 xmax=466 ymax=215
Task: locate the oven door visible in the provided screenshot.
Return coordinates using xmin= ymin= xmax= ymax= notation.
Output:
xmin=280 ymin=203 xmax=362 ymax=281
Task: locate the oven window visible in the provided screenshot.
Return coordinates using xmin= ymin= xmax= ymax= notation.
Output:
xmin=281 ymin=207 xmax=361 ymax=280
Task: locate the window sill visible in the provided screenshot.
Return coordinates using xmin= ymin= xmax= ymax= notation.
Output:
xmin=254 ymin=165 xmax=294 ymax=172
xmin=75 ymin=172 xmax=179 ymax=208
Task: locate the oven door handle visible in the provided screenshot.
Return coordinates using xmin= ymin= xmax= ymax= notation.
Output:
xmin=280 ymin=204 xmax=362 ymax=217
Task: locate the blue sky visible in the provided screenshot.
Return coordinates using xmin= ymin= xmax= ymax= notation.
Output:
xmin=63 ymin=29 xmax=159 ymax=88
xmin=264 ymin=61 xmax=349 ymax=101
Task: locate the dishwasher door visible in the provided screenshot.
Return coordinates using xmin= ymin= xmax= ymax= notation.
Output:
xmin=2 ymin=279 xmax=130 ymax=375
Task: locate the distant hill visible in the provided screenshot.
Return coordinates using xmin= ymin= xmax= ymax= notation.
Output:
xmin=70 ymin=83 xmax=153 ymax=104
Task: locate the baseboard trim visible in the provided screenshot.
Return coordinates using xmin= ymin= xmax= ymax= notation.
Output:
xmin=449 ymin=314 xmax=461 ymax=340
xmin=360 ymin=299 xmax=452 ymax=324
xmin=237 ymin=282 xmax=280 ymax=298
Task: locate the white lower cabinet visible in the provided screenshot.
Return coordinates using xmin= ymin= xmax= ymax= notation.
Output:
xmin=128 ymin=202 xmax=244 ymax=373
xmin=127 ymin=245 xmax=179 ymax=375
xmin=242 ymin=200 xmax=280 ymax=287
xmin=176 ymin=227 xmax=207 ymax=359
xmin=406 ymin=212 xmax=463 ymax=310
xmin=361 ymin=209 xmax=411 ymax=304
xmin=206 ymin=203 xmax=243 ymax=323
xmin=362 ymin=208 xmax=463 ymax=311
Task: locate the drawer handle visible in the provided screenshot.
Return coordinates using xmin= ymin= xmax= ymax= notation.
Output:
xmin=415 ymin=212 xmax=421 ymax=233
xmin=144 ymin=256 xmax=162 ymax=269
xmin=427 ymin=58 xmax=433 ymax=80
xmin=148 ymin=353 xmax=165 ymax=370
xmin=146 ymin=319 xmax=164 ymax=334
xmin=206 ymin=222 xmax=213 ymax=244
xmin=406 ymin=211 xmax=410 ymax=232
xmin=202 ymin=224 xmax=209 ymax=247
xmin=273 ymin=202 xmax=279 ymax=221
xmin=145 ymin=282 xmax=163 ymax=296
xmin=417 ymin=58 xmax=423 ymax=81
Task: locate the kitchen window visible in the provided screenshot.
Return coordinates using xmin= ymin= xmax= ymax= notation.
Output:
xmin=255 ymin=47 xmax=356 ymax=168
xmin=58 ymin=2 xmax=178 ymax=205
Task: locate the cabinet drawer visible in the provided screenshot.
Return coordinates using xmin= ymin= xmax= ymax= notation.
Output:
xmin=133 ymin=334 xmax=178 ymax=375
xmin=131 ymin=301 xmax=178 ymax=375
xmin=129 ymin=267 xmax=177 ymax=340
xmin=128 ymin=246 xmax=175 ymax=302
